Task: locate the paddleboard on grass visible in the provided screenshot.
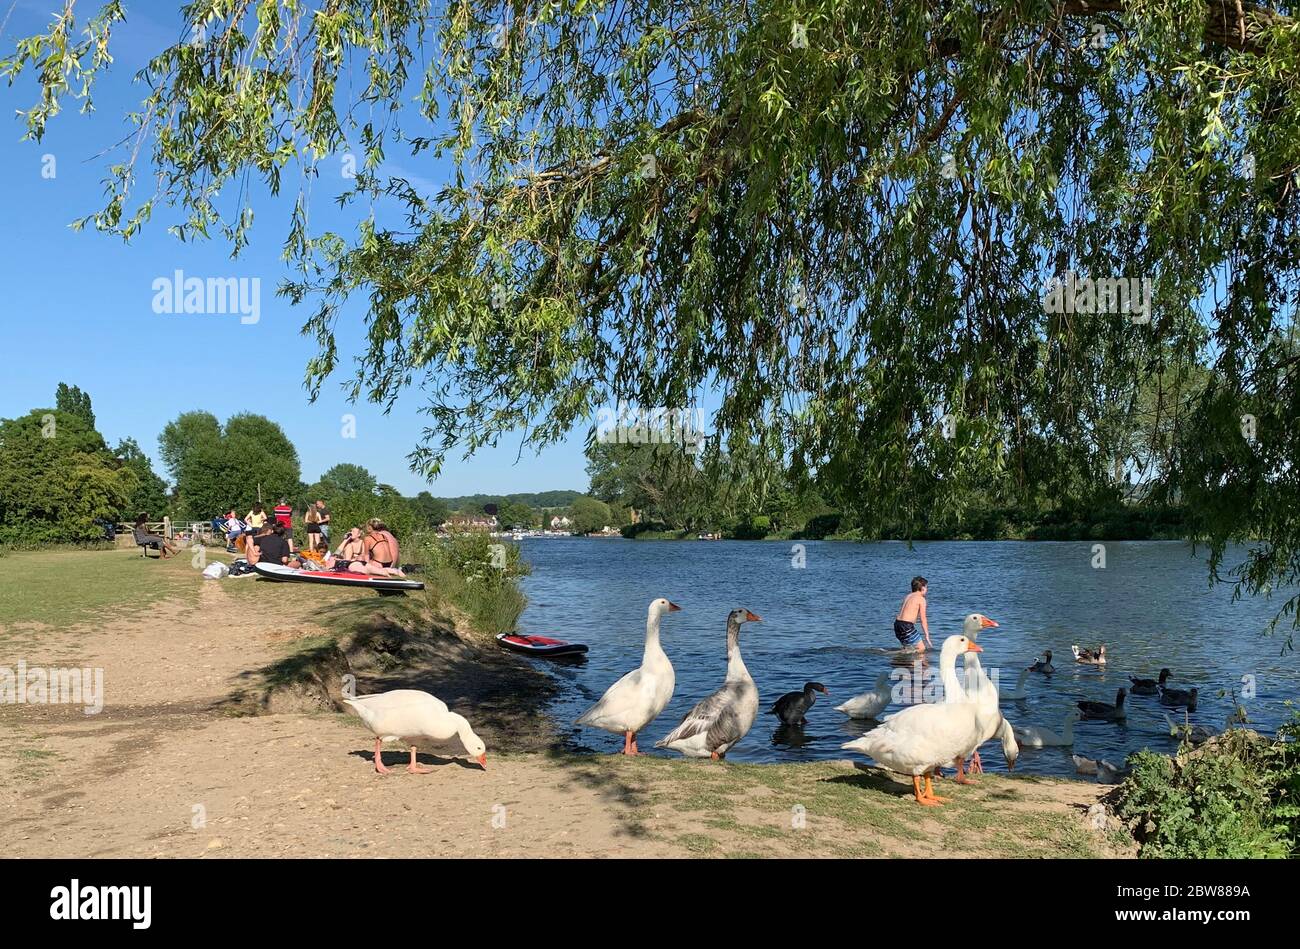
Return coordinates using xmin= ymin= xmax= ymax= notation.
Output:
xmin=495 ymin=632 xmax=589 ymax=657
xmin=251 ymin=561 xmax=424 ymax=591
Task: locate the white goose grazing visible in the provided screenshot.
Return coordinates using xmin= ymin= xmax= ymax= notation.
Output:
xmin=576 ymin=597 xmax=680 ymax=755
xmin=1014 ymin=709 xmax=1080 ymax=747
xmin=343 ymin=689 xmax=487 ymax=774
xmin=834 ymin=671 xmax=893 ymax=720
xmin=842 ymin=635 xmax=984 ymax=805
xmin=656 ymin=608 xmax=761 ymax=759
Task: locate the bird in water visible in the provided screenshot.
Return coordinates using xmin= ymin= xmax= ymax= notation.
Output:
xmin=1072 ymin=643 xmax=1107 ymax=665
xmin=768 ymin=681 xmax=830 ymax=726
xmin=1159 ymin=685 xmax=1198 ymax=711
xmin=1129 ymin=668 xmax=1171 ymax=695
xmin=1078 ymin=687 xmax=1127 ymax=721
xmin=1027 ymin=650 xmax=1055 ymax=674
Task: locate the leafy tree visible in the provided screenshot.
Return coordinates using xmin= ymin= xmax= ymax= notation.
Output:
xmin=0 ymin=409 xmax=135 ymax=543
xmin=412 ymin=491 xmax=450 ymax=527
xmin=569 ymin=496 xmax=613 ymax=534
xmin=310 ymin=463 xmax=378 ymax=497
xmin=158 ymin=411 xmax=221 ymax=482
xmin=161 ymin=411 xmax=302 ymax=518
xmin=325 ymin=491 xmax=420 ymax=546
xmin=9 ymin=2 xmax=1300 ymax=634
xmin=55 ymin=383 xmax=95 ymax=428
xmin=113 ymin=437 xmax=170 ymax=520
xmin=496 ymin=501 xmax=537 ymax=529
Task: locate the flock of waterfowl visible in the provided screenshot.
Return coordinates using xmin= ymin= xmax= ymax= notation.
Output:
xmin=335 ymin=599 xmax=1232 ymax=803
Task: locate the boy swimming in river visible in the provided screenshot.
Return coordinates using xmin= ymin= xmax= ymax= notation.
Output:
xmin=894 ymin=576 xmax=932 ymax=652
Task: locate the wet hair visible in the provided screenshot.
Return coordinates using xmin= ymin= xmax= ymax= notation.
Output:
xmin=365 ymin=518 xmax=388 ymax=533
xmin=911 ymin=576 xmax=928 ymax=592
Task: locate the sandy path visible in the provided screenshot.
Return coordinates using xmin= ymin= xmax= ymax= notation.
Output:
xmin=1 ymin=573 xmax=1124 ymax=858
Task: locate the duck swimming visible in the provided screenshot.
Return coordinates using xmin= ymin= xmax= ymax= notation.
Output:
xmin=1159 ymin=685 xmax=1198 ymax=711
xmin=1013 ymin=710 xmax=1080 ymax=748
xmin=1078 ymin=687 xmax=1127 ymax=721
xmin=656 ymin=608 xmax=761 ymax=759
xmin=1129 ymin=668 xmax=1171 ymax=695
xmin=769 ymin=681 xmax=830 ymax=726
xmin=575 ymin=597 xmax=680 ymax=754
xmin=1165 ymin=706 xmax=1248 ymax=745
xmin=1027 ymin=651 xmax=1055 ymax=674
xmin=834 ymin=671 xmax=892 ymax=720
xmin=1000 ymin=667 xmax=1031 ymax=701
xmin=1072 ymin=644 xmax=1107 ymax=665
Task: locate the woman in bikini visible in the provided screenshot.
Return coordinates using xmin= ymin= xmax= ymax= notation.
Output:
xmin=329 ymin=526 xmax=404 ymax=578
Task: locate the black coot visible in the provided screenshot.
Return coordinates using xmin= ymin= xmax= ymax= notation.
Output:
xmin=769 ymin=681 xmax=830 ymax=725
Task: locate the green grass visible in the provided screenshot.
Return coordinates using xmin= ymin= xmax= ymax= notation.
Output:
xmin=567 ymin=754 xmax=1108 ymax=858
xmin=0 ymin=547 xmax=202 ymax=633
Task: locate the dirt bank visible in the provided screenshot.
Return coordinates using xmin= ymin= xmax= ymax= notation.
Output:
xmin=0 ymin=550 xmax=1132 ymax=858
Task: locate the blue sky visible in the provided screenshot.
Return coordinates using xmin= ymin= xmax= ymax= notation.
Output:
xmin=0 ymin=0 xmax=591 ymax=496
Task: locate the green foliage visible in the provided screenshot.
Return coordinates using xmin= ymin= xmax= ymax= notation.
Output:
xmin=1114 ymin=721 xmax=1300 ymax=858
xmin=439 ymin=490 xmax=584 ymax=511
xmin=411 ymin=491 xmax=450 ymax=527
xmin=0 ymin=409 xmax=135 ymax=543
xmin=158 ymin=411 xmax=221 ymax=482
xmin=495 ymin=500 xmax=537 ymax=529
xmin=309 ymin=463 xmax=377 ymax=497
xmin=568 ymin=496 xmax=612 ymax=533
xmin=54 ymin=383 xmax=94 ymax=428
xmin=161 ymin=411 xmax=302 ymax=519
xmin=9 ymin=2 xmax=1300 ymax=634
xmin=112 ymin=437 xmax=170 ymax=520
xmin=413 ymin=531 xmax=531 ymax=635
xmin=322 ymin=491 xmax=419 ymax=548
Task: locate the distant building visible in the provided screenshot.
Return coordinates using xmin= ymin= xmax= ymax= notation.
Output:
xmin=549 ymin=515 xmax=572 ymax=530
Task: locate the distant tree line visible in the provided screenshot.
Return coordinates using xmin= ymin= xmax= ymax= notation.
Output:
xmin=0 ymin=385 xmax=601 ymax=544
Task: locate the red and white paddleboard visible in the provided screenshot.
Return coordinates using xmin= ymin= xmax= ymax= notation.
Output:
xmin=495 ymin=632 xmax=589 ymax=657
xmin=252 ymin=561 xmax=424 ymax=591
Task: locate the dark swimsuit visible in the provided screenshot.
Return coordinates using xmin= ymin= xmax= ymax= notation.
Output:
xmin=894 ymin=619 xmax=921 ymax=647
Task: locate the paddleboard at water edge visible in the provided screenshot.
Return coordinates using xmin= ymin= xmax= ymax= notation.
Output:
xmin=495 ymin=632 xmax=589 ymax=657
xmin=251 ymin=562 xmax=424 ymax=591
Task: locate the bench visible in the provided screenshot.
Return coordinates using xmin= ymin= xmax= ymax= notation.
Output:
xmin=132 ymin=527 xmax=163 ymax=559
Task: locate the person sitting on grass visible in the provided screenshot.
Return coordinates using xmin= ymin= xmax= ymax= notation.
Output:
xmin=134 ymin=514 xmax=179 ymax=559
xmin=247 ymin=521 xmax=300 ymax=568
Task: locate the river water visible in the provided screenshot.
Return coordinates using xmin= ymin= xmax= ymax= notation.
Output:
xmin=515 ymin=538 xmax=1298 ymax=777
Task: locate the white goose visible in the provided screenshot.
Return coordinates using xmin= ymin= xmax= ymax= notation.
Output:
xmin=343 ymin=689 xmax=487 ymax=774
xmin=575 ymin=597 xmax=680 ymax=755
xmin=841 ymin=634 xmax=984 ymax=805
xmin=1014 ymin=709 xmax=1080 ymax=747
xmin=1000 ymin=667 xmax=1031 ymax=701
xmin=834 ymin=671 xmax=892 ymax=720
xmin=1164 ymin=706 xmax=1249 ymax=746
xmin=656 ymin=608 xmax=761 ymax=759
xmin=955 ymin=612 xmax=1001 ymax=775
